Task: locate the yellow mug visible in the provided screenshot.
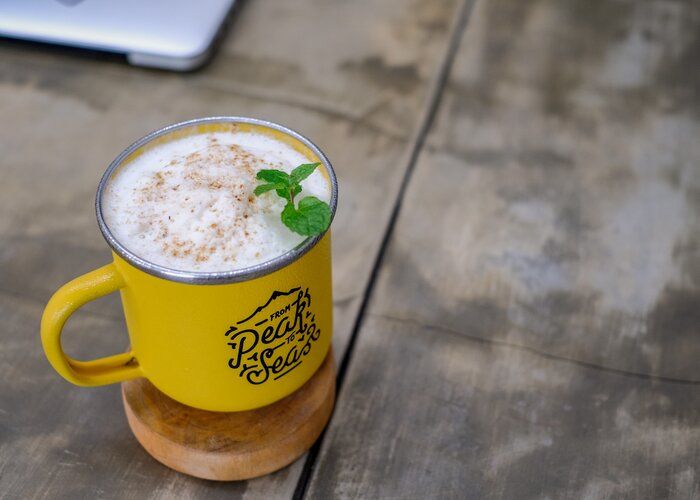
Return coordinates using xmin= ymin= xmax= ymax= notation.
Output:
xmin=40 ymin=117 xmax=337 ymax=412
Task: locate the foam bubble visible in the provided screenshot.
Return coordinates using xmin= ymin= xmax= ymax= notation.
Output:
xmin=102 ymin=131 xmax=331 ymax=272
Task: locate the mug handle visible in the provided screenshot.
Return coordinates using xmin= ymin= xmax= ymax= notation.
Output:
xmin=41 ymin=263 xmax=142 ymax=386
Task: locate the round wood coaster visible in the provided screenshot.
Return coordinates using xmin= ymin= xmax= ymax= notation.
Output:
xmin=122 ymin=351 xmax=335 ymax=481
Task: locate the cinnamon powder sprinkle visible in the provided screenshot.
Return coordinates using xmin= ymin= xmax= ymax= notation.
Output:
xmin=103 ymin=131 xmax=328 ymax=272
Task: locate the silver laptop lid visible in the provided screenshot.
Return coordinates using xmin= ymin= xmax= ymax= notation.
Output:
xmin=0 ymin=0 xmax=236 ymax=71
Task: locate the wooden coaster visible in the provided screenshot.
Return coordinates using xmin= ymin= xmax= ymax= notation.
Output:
xmin=122 ymin=351 xmax=335 ymax=481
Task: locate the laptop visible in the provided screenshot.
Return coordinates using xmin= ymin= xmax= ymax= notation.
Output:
xmin=0 ymin=0 xmax=237 ymax=71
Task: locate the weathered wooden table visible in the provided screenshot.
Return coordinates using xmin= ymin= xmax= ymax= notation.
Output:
xmin=1 ymin=0 xmax=699 ymax=498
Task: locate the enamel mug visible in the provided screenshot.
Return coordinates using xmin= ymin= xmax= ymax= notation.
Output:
xmin=40 ymin=117 xmax=337 ymax=412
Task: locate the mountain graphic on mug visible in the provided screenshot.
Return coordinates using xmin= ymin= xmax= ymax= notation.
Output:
xmin=226 ymin=286 xmax=321 ymax=385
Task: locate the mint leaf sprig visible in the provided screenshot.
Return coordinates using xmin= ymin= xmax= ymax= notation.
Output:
xmin=254 ymin=163 xmax=331 ymax=237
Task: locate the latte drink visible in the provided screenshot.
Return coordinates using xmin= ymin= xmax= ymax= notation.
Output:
xmin=103 ymin=129 xmax=331 ymax=272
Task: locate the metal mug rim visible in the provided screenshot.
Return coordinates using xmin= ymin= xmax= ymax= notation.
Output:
xmin=95 ymin=116 xmax=338 ymax=285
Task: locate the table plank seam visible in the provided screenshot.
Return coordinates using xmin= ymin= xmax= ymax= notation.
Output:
xmin=197 ymin=79 xmax=410 ymax=142
xmin=372 ymin=312 xmax=700 ymax=386
xmin=291 ymin=0 xmax=478 ymax=498
xmin=2 ymin=48 xmax=410 ymax=143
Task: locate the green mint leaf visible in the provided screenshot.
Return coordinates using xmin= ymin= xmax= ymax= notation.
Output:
xmin=290 ymin=162 xmax=321 ymax=185
xmin=254 ymin=164 xmax=331 ymax=237
xmin=277 ymin=187 xmax=291 ymax=202
xmin=256 ymin=169 xmax=290 ymax=185
xmin=280 ymin=196 xmax=331 ymax=236
xmin=253 ymin=183 xmax=279 ymax=196
xmin=281 ymin=201 xmax=298 ymax=228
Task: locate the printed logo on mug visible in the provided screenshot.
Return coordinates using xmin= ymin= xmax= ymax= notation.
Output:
xmin=40 ymin=117 xmax=338 ymax=412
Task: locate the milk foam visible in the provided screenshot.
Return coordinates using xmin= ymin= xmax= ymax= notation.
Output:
xmin=102 ymin=131 xmax=331 ymax=272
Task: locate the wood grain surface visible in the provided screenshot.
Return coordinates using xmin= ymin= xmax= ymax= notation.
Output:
xmin=305 ymin=0 xmax=700 ymax=498
xmin=0 ymin=0 xmax=462 ymax=498
xmin=2 ymin=0 xmax=699 ymax=497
